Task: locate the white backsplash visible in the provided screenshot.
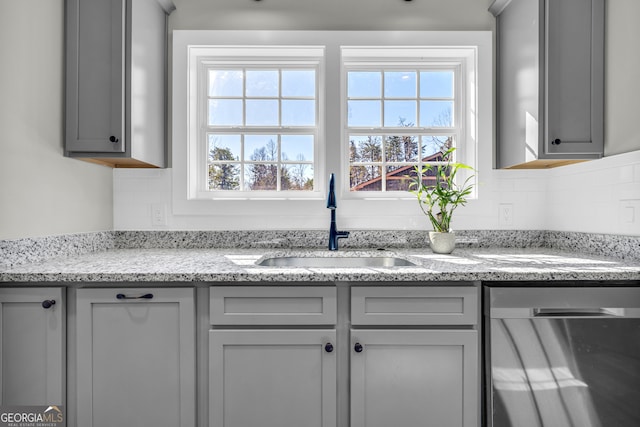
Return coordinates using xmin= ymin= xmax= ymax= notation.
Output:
xmin=114 ymin=150 xmax=640 ymax=236
xmin=545 ymin=150 xmax=640 ymax=235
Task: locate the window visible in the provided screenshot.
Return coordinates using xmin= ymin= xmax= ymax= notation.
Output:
xmin=187 ymin=46 xmax=324 ymax=199
xmin=173 ymin=32 xmax=490 ymax=223
xmin=342 ymin=47 xmax=471 ymax=196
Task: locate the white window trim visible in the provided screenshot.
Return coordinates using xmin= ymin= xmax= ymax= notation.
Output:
xmin=172 ymin=31 xmax=491 ymax=223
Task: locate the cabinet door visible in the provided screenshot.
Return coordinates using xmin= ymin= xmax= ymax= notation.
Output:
xmin=66 ymin=0 xmax=125 ymax=153
xmin=351 ymin=330 xmax=478 ymax=427
xmin=76 ymin=288 xmax=195 ymax=427
xmin=210 ymin=330 xmax=337 ymax=427
xmin=493 ymin=0 xmax=541 ymax=168
xmin=545 ymin=0 xmax=604 ymax=156
xmin=0 ymin=288 xmax=64 ymax=405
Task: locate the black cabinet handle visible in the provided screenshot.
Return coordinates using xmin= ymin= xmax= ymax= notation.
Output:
xmin=116 ymin=293 xmax=154 ymax=300
xmin=325 ymin=343 xmax=334 ymax=353
xmin=551 ymin=138 xmax=561 ymax=145
xmin=109 ymin=136 xmax=119 ymax=143
xmin=42 ymin=300 xmax=56 ymax=309
xmin=354 ymin=342 xmax=363 ymax=353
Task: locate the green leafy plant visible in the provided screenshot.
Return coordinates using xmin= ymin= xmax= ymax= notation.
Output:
xmin=409 ymin=147 xmax=475 ymax=233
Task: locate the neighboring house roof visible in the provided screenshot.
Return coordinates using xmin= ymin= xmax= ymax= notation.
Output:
xmin=351 ymin=151 xmax=445 ymax=191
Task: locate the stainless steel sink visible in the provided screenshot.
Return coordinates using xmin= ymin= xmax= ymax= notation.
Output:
xmin=256 ymin=256 xmax=418 ymax=268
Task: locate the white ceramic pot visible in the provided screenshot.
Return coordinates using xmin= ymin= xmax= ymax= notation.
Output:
xmin=428 ymin=231 xmax=456 ymax=254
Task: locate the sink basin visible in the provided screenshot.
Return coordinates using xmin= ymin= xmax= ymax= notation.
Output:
xmin=256 ymin=256 xmax=418 ymax=268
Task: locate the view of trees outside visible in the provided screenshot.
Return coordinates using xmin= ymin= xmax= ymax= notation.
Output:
xmin=206 ymin=67 xmax=316 ymax=192
xmin=349 ymin=133 xmax=453 ymax=191
xmin=347 ymin=69 xmax=456 ymax=192
xmin=208 ymin=135 xmax=314 ymax=191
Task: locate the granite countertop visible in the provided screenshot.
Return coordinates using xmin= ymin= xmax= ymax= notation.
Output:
xmin=1 ymin=247 xmax=639 ymax=284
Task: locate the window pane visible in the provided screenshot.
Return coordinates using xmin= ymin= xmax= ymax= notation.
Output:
xmin=208 ymin=134 xmax=241 ymax=161
xmin=384 ymin=100 xmax=416 ymax=127
xmin=349 ymin=135 xmax=382 ymax=162
xmin=348 ymin=72 xmax=381 ymax=98
xmin=246 ymin=100 xmax=279 ymax=126
xmin=420 ymin=100 xmax=453 ymax=127
xmin=208 ymin=99 xmax=243 ymax=126
xmin=245 ymin=135 xmax=278 ymax=161
xmin=384 ymin=71 xmax=416 ymax=98
xmin=282 ymin=70 xmax=315 ymax=97
xmin=281 ymin=135 xmax=314 ymax=162
xmin=209 ymin=164 xmax=240 ymax=190
xmin=348 ymin=101 xmax=381 ymax=127
xmin=420 ymin=71 xmax=454 ymax=98
xmin=350 ymin=165 xmax=382 ymax=191
xmin=209 ymin=70 xmax=243 ymax=97
xmin=385 ymin=135 xmax=419 ymax=162
xmin=246 ymin=70 xmax=278 ymax=97
xmin=385 ymin=165 xmax=413 ymax=191
xmin=282 ymin=164 xmax=314 ymax=190
xmin=282 ymin=100 xmax=315 ymax=126
xmin=245 ymin=164 xmax=278 ymax=190
xmin=422 ymin=136 xmax=453 ymax=159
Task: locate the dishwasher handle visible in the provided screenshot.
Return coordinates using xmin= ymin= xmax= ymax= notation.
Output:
xmin=533 ymin=308 xmax=623 ymax=318
xmin=489 ymin=307 xmax=639 ymax=319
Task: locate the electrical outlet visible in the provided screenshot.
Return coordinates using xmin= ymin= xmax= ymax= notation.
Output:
xmin=620 ymin=200 xmax=640 ymax=224
xmin=151 ymin=204 xmax=167 ymax=226
xmin=499 ymin=203 xmax=514 ymax=226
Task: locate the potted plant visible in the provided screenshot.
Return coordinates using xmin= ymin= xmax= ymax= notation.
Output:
xmin=409 ymin=147 xmax=475 ymax=254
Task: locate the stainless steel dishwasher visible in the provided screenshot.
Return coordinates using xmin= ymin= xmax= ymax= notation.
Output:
xmin=485 ymin=285 xmax=640 ymax=427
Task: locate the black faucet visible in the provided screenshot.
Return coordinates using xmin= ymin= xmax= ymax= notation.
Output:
xmin=327 ymin=173 xmax=349 ymax=251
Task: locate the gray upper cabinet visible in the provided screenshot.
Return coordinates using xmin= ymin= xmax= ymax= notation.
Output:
xmin=65 ymin=0 xmax=174 ymax=168
xmin=491 ymin=0 xmax=604 ymax=169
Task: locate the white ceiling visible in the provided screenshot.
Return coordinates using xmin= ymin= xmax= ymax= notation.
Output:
xmin=169 ymin=0 xmax=495 ymax=31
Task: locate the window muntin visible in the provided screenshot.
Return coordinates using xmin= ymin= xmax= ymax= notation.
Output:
xmin=345 ymin=66 xmax=460 ymax=193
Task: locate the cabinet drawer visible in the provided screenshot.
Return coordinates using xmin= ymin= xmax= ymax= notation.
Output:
xmin=210 ymin=286 xmax=337 ymax=325
xmin=351 ymin=286 xmax=478 ymax=325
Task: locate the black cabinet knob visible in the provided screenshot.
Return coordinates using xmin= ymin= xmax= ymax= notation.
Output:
xmin=325 ymin=343 xmax=334 ymax=353
xmin=42 ymin=300 xmax=56 ymax=309
xmin=552 ymin=138 xmax=561 ymax=145
xmin=109 ymin=136 xmax=119 ymax=143
xmin=354 ymin=342 xmax=363 ymax=353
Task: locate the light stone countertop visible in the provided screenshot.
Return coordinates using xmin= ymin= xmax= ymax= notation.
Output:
xmin=1 ymin=247 xmax=639 ymax=284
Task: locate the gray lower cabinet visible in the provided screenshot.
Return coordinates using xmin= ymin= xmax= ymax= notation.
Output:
xmin=208 ymin=286 xmax=338 ymax=427
xmin=209 ymin=285 xmax=479 ymax=427
xmin=351 ymin=286 xmax=479 ymax=427
xmin=0 ymin=288 xmax=64 ymax=406
xmin=65 ymin=0 xmax=174 ymax=167
xmin=491 ymin=0 xmax=604 ymax=169
xmin=76 ymin=288 xmax=195 ymax=427
xmin=209 ymin=330 xmax=337 ymax=427
xmin=350 ymin=330 xmax=478 ymax=427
